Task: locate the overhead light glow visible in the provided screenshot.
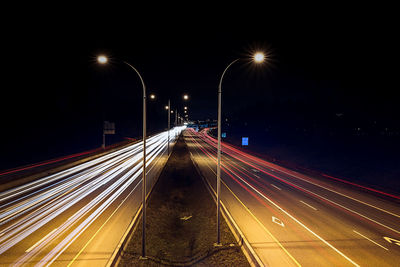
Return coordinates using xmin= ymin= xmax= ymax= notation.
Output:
xmin=97 ymin=55 xmax=108 ymax=64
xmin=253 ymin=52 xmax=265 ymax=63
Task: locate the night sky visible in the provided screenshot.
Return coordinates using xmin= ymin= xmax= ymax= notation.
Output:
xmin=1 ymin=4 xmax=398 ymax=170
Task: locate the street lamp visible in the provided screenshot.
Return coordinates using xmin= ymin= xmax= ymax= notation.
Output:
xmin=167 ymin=99 xmax=171 ymax=155
xmin=215 ymin=52 xmax=265 ymax=245
xmin=97 ymin=55 xmax=149 ymax=259
xmin=97 ymin=55 xmax=108 ymax=64
xmin=253 ymin=52 xmax=265 ymax=63
xmin=183 ymin=94 xmax=189 ymax=100
xmin=150 ymin=94 xmax=156 ymax=99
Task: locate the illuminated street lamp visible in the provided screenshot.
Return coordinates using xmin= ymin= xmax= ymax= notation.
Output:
xmin=254 ymin=52 xmax=265 ymax=63
xmin=183 ymin=94 xmax=189 ymax=100
xmin=97 ymin=55 xmax=149 ymax=259
xmin=97 ymin=55 xmax=108 ymax=64
xmin=184 ymin=106 xmax=187 ymax=110
xmin=215 ymin=52 xmax=265 ymax=245
xmin=150 ymin=94 xmax=156 ymax=99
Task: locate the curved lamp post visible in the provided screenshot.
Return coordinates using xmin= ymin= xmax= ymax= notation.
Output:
xmin=97 ymin=55 xmax=149 ymax=258
xmin=216 ymin=52 xmax=265 ymax=245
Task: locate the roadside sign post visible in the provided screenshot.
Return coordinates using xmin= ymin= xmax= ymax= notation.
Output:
xmin=103 ymin=121 xmax=115 ymax=149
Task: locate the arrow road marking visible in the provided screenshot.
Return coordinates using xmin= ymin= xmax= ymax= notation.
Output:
xmin=272 ymin=216 xmax=285 ymax=227
xmin=180 ymin=215 xmax=192 ymax=221
xmin=384 ymin=236 xmax=400 ymax=246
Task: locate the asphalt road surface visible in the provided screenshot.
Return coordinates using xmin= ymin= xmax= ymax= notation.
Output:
xmin=185 ymin=128 xmax=400 ymax=266
xmin=0 ymin=126 xmax=185 ymax=266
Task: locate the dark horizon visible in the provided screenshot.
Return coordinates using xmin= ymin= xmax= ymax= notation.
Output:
xmin=1 ymin=4 xmax=399 ymax=170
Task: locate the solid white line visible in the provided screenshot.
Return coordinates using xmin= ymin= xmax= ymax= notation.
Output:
xmin=273 ymin=175 xmax=400 ymax=235
xmin=353 ymin=230 xmax=389 ymax=251
xmin=26 ymin=228 xmax=58 ymax=253
xmin=227 ymin=165 xmax=360 ymax=266
xmin=225 ymin=149 xmax=400 ymax=235
xmin=271 ymin=184 xmax=282 ymax=191
xmin=300 ymin=200 xmax=318 ymax=211
xmin=257 ymin=161 xmax=400 ymax=219
xmin=190 ymin=133 xmax=359 ymax=266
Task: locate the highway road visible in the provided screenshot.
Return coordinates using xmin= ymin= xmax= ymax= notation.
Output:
xmin=185 ymin=128 xmax=400 ymax=266
xmin=0 ymin=126 xmax=185 ymax=266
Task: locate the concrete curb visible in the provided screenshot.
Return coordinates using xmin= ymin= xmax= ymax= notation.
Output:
xmin=188 ymin=144 xmax=265 ymax=267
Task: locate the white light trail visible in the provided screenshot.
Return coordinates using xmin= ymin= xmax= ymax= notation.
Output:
xmin=0 ymin=126 xmax=185 ymax=265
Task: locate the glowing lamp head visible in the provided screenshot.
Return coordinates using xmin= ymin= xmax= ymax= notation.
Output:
xmin=97 ymin=55 xmax=108 ymax=64
xmin=184 ymin=106 xmax=187 ymax=110
xmin=165 ymin=105 xmax=169 ymax=110
xmin=253 ymin=52 xmax=265 ymax=63
xmin=150 ymin=94 xmax=156 ymax=99
xmin=183 ymin=94 xmax=189 ymax=100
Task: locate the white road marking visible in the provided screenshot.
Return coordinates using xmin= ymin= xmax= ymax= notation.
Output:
xmin=26 ymin=228 xmax=58 ymax=253
xmin=254 ymin=174 xmax=261 ymax=179
xmin=272 ymin=216 xmax=285 ymax=227
xmin=271 ymin=184 xmax=282 ymax=190
xmin=229 ymin=165 xmax=360 ymax=266
xmin=189 ymin=132 xmax=359 ymax=266
xmin=300 ymin=200 xmax=318 ymax=211
xmin=260 ymin=163 xmax=400 ymax=219
xmin=180 ymin=215 xmax=192 ymax=221
xmin=252 ymin=169 xmax=260 ymax=173
xmin=353 ymin=230 xmax=388 ymax=250
xmin=383 ymin=236 xmax=400 ymax=246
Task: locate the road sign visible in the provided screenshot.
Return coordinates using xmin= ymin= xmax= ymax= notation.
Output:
xmin=242 ymin=137 xmax=248 ymax=146
xmin=221 ymin=132 xmax=226 ymax=138
xmin=104 ymin=121 xmax=115 ymax=134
